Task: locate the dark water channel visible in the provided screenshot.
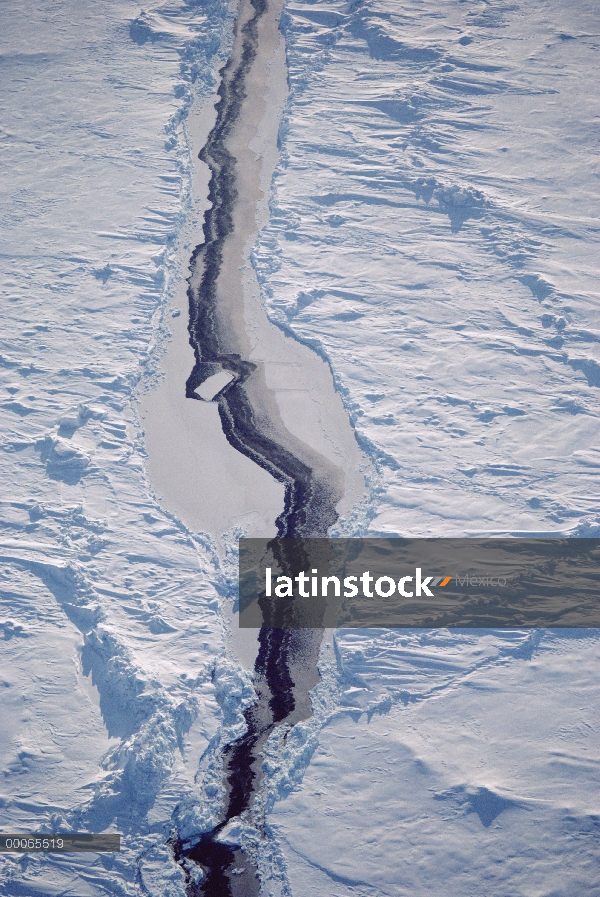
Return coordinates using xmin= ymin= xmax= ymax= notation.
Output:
xmin=170 ymin=1 xmax=337 ymax=893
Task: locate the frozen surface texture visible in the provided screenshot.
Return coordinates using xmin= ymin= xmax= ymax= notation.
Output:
xmin=268 ymin=629 xmax=600 ymax=897
xmin=0 ymin=0 xmax=599 ymax=895
xmin=253 ymin=1 xmax=600 ymax=894
xmin=255 ymin=0 xmax=600 ymax=537
xmin=0 ymin=0 xmax=235 ymax=894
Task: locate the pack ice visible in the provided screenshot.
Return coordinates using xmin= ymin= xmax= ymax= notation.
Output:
xmin=0 ymin=0 xmax=599 ymax=895
xmin=257 ymin=1 xmax=600 ymax=895
xmin=0 ymin=1 xmax=239 ymax=894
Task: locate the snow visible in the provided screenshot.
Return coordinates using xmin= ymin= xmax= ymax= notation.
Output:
xmin=254 ymin=0 xmax=600 ymax=893
xmin=0 ymin=0 xmax=235 ymax=893
xmin=1 ymin=0 xmax=599 ymax=894
xmin=271 ymin=636 xmax=600 ymax=897
xmin=262 ymin=627 xmax=600 ymax=895
xmin=256 ymin=0 xmax=600 ymax=538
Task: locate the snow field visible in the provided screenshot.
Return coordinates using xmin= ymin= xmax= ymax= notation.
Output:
xmin=255 ymin=0 xmax=600 ymax=537
xmin=0 ymin=1 xmax=239 ymax=894
xmin=249 ymin=1 xmax=600 ymax=893
xmin=1 ymin=0 xmax=599 ymax=894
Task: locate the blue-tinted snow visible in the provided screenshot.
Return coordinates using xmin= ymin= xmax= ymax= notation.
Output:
xmin=272 ymin=637 xmax=600 ymax=896
xmin=256 ymin=0 xmax=600 ymax=536
xmin=259 ymin=1 xmax=600 ymax=894
xmin=0 ymin=1 xmax=237 ymax=894
xmin=1 ymin=0 xmax=599 ymax=895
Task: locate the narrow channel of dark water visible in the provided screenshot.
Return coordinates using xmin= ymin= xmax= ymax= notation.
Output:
xmin=184 ymin=0 xmax=332 ymax=540
xmin=171 ymin=1 xmax=337 ymax=893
